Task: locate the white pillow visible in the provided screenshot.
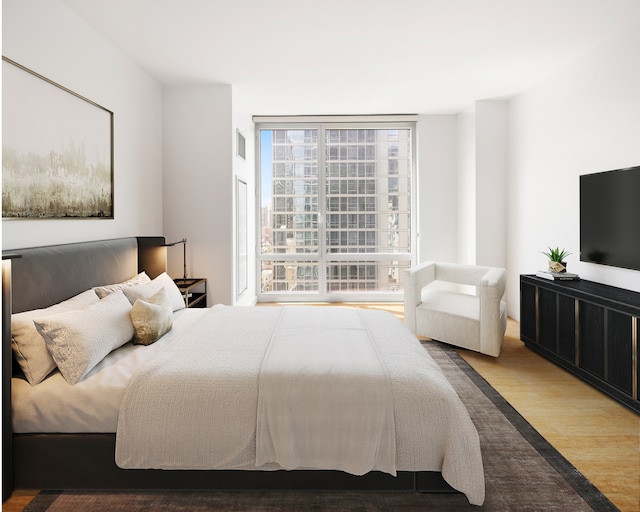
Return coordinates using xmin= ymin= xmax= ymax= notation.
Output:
xmin=11 ymin=289 xmax=100 ymax=386
xmin=93 ymin=271 xmax=151 ymax=299
xmin=122 ymin=272 xmax=185 ymax=312
xmin=130 ymin=287 xmax=173 ymax=346
xmin=34 ymin=290 xmax=134 ymax=385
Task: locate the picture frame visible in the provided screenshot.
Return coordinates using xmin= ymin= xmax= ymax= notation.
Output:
xmin=2 ymin=57 xmax=114 ymax=219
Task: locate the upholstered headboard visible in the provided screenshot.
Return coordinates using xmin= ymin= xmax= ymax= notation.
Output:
xmin=4 ymin=237 xmax=166 ymax=314
xmin=1 ymin=236 xmax=165 ymax=499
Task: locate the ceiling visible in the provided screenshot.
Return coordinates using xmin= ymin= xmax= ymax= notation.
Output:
xmin=61 ymin=0 xmax=640 ymax=116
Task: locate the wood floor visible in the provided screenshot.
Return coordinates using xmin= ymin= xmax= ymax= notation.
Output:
xmin=4 ymin=305 xmax=639 ymax=511
xmin=461 ymin=318 xmax=639 ymax=512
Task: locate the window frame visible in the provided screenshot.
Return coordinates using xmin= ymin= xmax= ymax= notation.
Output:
xmin=255 ymin=117 xmax=417 ymax=302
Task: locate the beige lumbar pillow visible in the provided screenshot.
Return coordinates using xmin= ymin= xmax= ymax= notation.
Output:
xmin=130 ymin=287 xmax=173 ymax=346
xmin=12 ymin=289 xmax=100 ymax=385
xmin=34 ymin=290 xmax=134 ymax=385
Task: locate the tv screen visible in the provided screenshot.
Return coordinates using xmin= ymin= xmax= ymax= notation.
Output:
xmin=580 ymin=165 xmax=640 ymax=271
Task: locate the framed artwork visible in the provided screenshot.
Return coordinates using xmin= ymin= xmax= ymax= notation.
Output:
xmin=236 ymin=177 xmax=248 ymax=297
xmin=2 ymin=57 xmax=114 ymax=219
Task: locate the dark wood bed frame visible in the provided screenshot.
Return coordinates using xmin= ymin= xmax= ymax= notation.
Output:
xmin=2 ymin=237 xmax=455 ymax=501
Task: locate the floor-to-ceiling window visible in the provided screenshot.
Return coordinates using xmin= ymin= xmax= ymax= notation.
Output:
xmin=256 ymin=117 xmax=416 ymax=301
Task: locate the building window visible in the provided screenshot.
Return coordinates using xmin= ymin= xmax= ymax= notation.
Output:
xmin=258 ymin=119 xmax=415 ymax=300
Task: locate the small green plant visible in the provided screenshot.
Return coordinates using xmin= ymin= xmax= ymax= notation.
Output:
xmin=542 ymin=246 xmax=571 ymax=262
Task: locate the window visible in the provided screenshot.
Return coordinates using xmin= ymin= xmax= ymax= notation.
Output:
xmin=257 ymin=118 xmax=415 ymax=301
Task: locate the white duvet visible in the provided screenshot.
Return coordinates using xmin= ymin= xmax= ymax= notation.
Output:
xmin=14 ymin=305 xmax=485 ymax=505
xmin=255 ymin=307 xmax=397 ymax=476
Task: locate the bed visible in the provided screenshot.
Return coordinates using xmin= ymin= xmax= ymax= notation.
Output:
xmin=2 ymin=237 xmax=485 ymax=506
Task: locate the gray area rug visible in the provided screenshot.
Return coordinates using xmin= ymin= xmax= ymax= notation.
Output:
xmin=24 ymin=342 xmax=618 ymax=511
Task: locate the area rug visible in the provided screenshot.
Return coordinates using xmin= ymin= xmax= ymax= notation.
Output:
xmin=23 ymin=342 xmax=618 ymax=512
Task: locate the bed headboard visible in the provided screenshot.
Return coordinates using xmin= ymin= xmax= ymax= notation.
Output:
xmin=3 ymin=236 xmax=166 ymax=314
xmin=1 ymin=236 xmax=165 ymax=500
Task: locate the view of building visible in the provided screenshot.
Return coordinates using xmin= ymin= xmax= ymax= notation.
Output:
xmin=260 ymin=127 xmax=412 ymax=297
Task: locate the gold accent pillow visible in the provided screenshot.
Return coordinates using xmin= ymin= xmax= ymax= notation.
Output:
xmin=130 ymin=287 xmax=173 ymax=346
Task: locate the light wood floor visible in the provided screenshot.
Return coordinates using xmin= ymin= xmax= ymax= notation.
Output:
xmin=4 ymin=304 xmax=639 ymax=512
xmin=462 ymin=318 xmax=639 ymax=512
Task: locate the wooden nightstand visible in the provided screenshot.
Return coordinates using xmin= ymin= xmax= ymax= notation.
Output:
xmin=174 ymin=278 xmax=207 ymax=308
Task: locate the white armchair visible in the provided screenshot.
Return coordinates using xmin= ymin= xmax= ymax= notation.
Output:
xmin=404 ymin=261 xmax=507 ymax=357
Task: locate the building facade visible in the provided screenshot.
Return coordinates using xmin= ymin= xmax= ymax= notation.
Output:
xmin=260 ymin=126 xmax=412 ymax=297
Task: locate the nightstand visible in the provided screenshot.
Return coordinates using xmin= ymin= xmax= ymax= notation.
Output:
xmin=173 ymin=278 xmax=207 ymax=308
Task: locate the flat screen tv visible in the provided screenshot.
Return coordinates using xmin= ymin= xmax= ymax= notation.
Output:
xmin=580 ymin=165 xmax=640 ymax=271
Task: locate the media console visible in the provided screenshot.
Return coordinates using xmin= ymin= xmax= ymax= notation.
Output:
xmin=520 ymin=275 xmax=639 ymax=414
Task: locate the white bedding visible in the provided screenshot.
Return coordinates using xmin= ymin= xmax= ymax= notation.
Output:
xmin=12 ymin=308 xmax=206 ymax=433
xmin=13 ymin=305 xmax=485 ymax=506
xmin=254 ymin=308 xmax=395 ymax=475
xmin=115 ymin=305 xmax=484 ymax=505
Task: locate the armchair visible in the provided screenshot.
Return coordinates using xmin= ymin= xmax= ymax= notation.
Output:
xmin=404 ymin=261 xmax=507 ymax=357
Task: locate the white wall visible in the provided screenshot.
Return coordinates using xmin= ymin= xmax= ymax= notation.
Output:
xmin=508 ymin=21 xmax=640 ymax=319
xmin=415 ymin=115 xmax=458 ymax=262
xmin=232 ymin=88 xmax=257 ymax=305
xmin=457 ymin=108 xmax=476 ymax=265
xmin=2 ymin=0 xmax=163 ymax=250
xmin=163 ymin=85 xmax=234 ymax=305
xmin=476 ymin=100 xmax=508 ymax=269
xmin=454 ymin=101 xmax=508 ymax=269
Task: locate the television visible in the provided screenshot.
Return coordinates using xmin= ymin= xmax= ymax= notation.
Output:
xmin=580 ymin=165 xmax=640 ymax=271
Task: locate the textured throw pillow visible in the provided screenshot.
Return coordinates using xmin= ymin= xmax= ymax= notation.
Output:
xmin=34 ymin=290 xmax=134 ymax=385
xmin=122 ymin=272 xmax=185 ymax=312
xmin=11 ymin=289 xmax=100 ymax=386
xmin=130 ymin=287 xmax=173 ymax=346
xmin=93 ymin=271 xmax=151 ymax=299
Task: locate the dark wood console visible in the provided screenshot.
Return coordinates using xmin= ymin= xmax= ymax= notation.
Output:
xmin=520 ymin=274 xmax=639 ymax=414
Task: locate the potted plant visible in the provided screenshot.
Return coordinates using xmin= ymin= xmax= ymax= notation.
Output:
xmin=542 ymin=246 xmax=571 ymax=273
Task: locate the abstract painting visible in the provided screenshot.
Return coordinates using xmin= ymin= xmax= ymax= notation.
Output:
xmin=2 ymin=57 xmax=113 ymax=219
